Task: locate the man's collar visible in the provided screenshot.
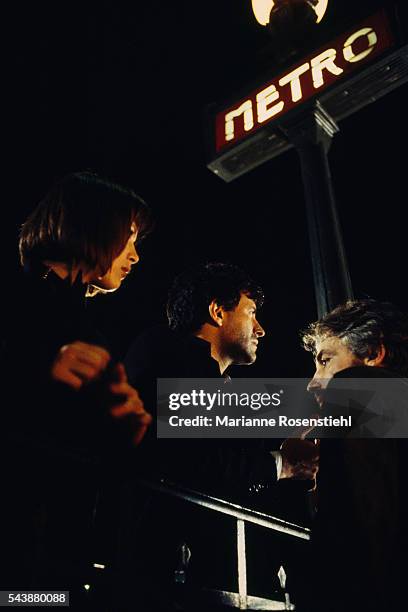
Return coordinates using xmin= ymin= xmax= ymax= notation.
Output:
xmin=189 ymin=335 xmax=232 ymax=380
xmin=189 ymin=334 xmax=226 ymax=376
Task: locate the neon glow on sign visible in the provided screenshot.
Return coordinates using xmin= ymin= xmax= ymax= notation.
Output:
xmin=215 ymin=12 xmax=393 ymax=152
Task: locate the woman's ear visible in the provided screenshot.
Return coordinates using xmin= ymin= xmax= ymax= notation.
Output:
xmin=363 ymin=344 xmax=386 ymax=367
xmin=208 ymin=300 xmax=224 ymax=327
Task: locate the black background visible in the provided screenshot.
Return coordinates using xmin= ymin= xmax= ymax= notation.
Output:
xmin=4 ymin=0 xmax=408 ymax=379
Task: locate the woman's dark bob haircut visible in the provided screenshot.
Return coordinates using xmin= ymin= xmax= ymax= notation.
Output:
xmin=19 ymin=171 xmax=152 ymax=276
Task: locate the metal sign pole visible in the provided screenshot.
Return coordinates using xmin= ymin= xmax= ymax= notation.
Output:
xmin=282 ymin=101 xmax=354 ymax=317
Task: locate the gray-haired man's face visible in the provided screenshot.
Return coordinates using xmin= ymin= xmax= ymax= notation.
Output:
xmin=307 ymin=335 xmax=364 ymax=407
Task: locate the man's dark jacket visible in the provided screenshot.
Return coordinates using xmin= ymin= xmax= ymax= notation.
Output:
xmin=309 ymin=365 xmax=408 ymax=612
xmin=120 ymin=326 xmax=281 ymax=609
xmin=125 ymin=325 xmax=279 ymax=498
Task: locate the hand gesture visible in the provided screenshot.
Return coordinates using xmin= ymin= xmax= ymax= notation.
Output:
xmin=51 ymin=341 xmax=111 ymax=390
xmin=279 ymin=421 xmax=320 ymax=481
xmin=108 ymin=363 xmax=152 ymax=446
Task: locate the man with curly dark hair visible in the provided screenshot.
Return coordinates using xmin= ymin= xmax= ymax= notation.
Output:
xmin=126 ymin=262 xmax=267 ymax=385
xmin=165 ymin=262 xmax=266 ymax=372
xmin=126 ymin=262 xmax=318 ymax=488
xmin=121 ymin=263 xmax=318 ymax=611
xmin=125 ymin=262 xmax=277 ymax=491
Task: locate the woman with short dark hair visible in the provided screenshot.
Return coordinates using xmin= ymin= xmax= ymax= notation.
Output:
xmin=1 ymin=171 xmax=152 ymax=598
xmin=20 ymin=170 xmax=151 ymax=291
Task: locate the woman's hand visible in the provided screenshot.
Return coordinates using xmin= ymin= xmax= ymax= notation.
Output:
xmin=51 ymin=341 xmax=111 ymax=390
xmin=109 ymin=363 xmax=152 ymax=446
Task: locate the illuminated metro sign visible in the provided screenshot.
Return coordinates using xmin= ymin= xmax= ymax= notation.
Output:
xmin=215 ymin=11 xmax=393 ymax=153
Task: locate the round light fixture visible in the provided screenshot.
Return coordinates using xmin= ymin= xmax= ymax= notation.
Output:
xmin=252 ymin=0 xmax=329 ymax=26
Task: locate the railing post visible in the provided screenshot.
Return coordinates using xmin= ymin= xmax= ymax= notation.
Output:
xmin=237 ymin=519 xmax=247 ymax=610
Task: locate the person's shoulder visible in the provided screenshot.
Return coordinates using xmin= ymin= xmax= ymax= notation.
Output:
xmin=126 ymin=326 xmax=212 ymax=358
xmin=333 ymin=366 xmax=400 ymax=380
xmin=126 ymin=325 xmax=180 ymax=355
xmin=176 ymin=335 xmax=219 ymax=377
xmin=328 ymin=365 xmax=405 ymax=402
xmin=125 ymin=326 xmax=219 ymax=379
xmin=8 ymin=268 xmax=41 ymax=297
xmin=1 ymin=270 xmax=62 ymax=367
xmin=124 ymin=325 xmax=179 ymax=378
xmin=8 ymin=268 xmax=73 ymax=308
xmin=3 ymin=270 xmax=47 ymax=324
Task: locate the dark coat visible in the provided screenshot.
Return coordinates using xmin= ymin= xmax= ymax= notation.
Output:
xmin=124 ymin=325 xmax=279 ymax=499
xmin=116 ymin=326 xmax=282 ymax=609
xmin=310 ymin=366 xmax=408 ymax=612
xmin=0 ymin=270 xmax=122 ymax=597
xmin=1 ymin=269 xmax=112 ymax=453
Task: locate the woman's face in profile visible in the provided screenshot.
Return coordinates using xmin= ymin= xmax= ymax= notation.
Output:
xmin=89 ymin=223 xmax=139 ymax=292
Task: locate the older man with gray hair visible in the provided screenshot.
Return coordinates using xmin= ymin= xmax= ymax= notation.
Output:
xmin=301 ymin=298 xmax=408 ymax=612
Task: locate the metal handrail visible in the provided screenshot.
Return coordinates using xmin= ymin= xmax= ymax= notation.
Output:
xmin=136 ymin=477 xmax=310 ymax=541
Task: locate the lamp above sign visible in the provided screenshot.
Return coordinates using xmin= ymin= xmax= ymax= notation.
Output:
xmin=252 ymin=0 xmax=329 ymax=26
xmin=215 ymin=11 xmax=393 ymax=153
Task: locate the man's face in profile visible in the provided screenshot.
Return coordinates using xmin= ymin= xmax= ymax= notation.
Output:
xmin=219 ymin=294 xmax=265 ymax=365
xmin=307 ymin=335 xmax=364 ymax=407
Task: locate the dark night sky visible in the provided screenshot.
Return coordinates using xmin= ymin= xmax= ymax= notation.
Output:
xmin=4 ymin=0 xmax=408 ymax=379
